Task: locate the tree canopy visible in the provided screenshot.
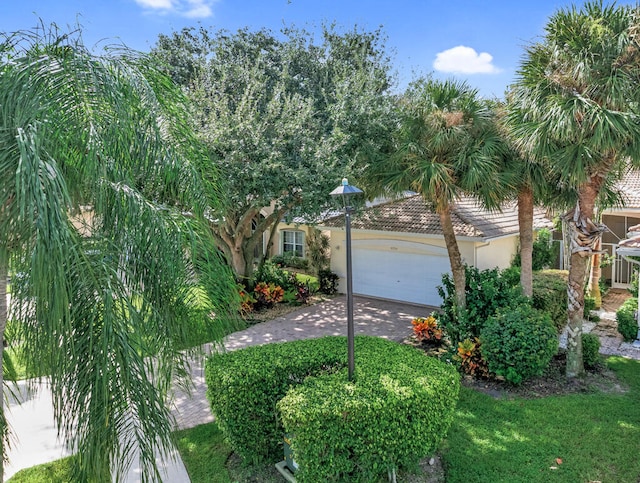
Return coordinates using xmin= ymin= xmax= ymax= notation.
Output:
xmin=152 ymin=25 xmax=396 ymax=280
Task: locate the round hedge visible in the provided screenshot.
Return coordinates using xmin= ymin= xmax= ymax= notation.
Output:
xmin=480 ymin=303 xmax=558 ymax=385
xmin=205 ymin=335 xmax=460 ymax=479
xmin=277 ymin=337 xmax=460 ymax=482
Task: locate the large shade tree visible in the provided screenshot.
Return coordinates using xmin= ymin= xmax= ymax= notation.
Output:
xmin=509 ymin=1 xmax=640 ymax=377
xmin=367 ymin=77 xmax=508 ymax=314
xmin=152 ymin=26 xmax=395 ymax=281
xmin=0 ymin=29 xmax=237 ymax=480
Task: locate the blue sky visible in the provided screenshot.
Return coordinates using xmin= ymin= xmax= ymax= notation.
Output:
xmin=0 ymin=1 xmax=633 ymax=98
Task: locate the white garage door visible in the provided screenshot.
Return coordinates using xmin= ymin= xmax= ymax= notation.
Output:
xmin=351 ymin=240 xmax=451 ymax=307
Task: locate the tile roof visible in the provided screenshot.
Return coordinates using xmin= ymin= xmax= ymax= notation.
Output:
xmin=321 ymin=194 xmax=553 ymax=240
xmin=617 ymin=170 xmax=640 ymax=208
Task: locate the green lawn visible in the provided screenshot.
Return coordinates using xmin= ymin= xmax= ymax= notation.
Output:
xmin=9 ymin=357 xmax=640 ymax=482
xmin=443 ymin=356 xmax=640 ymax=483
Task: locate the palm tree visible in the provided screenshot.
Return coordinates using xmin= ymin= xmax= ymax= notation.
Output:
xmin=498 ymin=99 xmax=558 ymax=297
xmin=0 ymin=28 xmax=237 ymax=481
xmin=508 ymin=1 xmax=640 ymax=377
xmin=368 ymin=77 xmax=508 ymax=314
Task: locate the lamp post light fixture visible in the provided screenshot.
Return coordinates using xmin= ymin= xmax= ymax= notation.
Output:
xmin=330 ymin=177 xmax=363 ymax=381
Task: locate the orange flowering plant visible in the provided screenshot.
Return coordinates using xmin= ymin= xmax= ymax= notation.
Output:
xmin=411 ymin=315 xmax=444 ymax=343
xmin=454 ymin=338 xmax=490 ymax=378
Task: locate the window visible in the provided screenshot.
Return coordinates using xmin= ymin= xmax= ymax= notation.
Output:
xmin=282 ymin=230 xmax=304 ymax=257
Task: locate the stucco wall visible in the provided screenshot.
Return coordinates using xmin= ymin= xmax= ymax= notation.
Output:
xmin=327 ymin=228 xmax=519 ymax=295
xmin=474 ymin=235 xmax=518 ymax=270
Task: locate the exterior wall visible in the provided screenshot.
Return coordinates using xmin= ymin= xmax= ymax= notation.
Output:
xmin=268 ymin=222 xmax=315 ymax=258
xmin=474 ymin=236 xmax=518 ymax=270
xmin=328 ymin=229 xmax=516 ymax=295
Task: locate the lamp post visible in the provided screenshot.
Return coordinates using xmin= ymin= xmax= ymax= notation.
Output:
xmin=330 ymin=178 xmax=363 ymax=381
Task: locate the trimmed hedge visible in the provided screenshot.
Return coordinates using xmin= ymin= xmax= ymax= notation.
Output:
xmin=277 ymin=338 xmax=460 ymax=482
xmin=205 ymin=336 xmax=460 ymax=479
xmin=617 ymin=297 xmax=638 ymax=342
xmin=531 ymin=270 xmax=568 ymax=333
xmin=205 ymin=337 xmax=345 ymax=463
xmin=480 ymin=303 xmax=558 ymax=385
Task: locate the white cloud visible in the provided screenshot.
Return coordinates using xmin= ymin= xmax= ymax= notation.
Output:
xmin=135 ymin=0 xmax=173 ymax=9
xmin=133 ymin=0 xmax=215 ymax=18
xmin=184 ymin=0 xmax=213 ymax=18
xmin=433 ymin=46 xmax=501 ymax=74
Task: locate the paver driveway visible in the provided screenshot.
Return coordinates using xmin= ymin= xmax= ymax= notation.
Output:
xmin=171 ymin=295 xmax=432 ymax=430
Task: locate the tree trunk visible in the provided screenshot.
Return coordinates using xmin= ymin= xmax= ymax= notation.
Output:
xmin=439 ymin=204 xmax=466 ymax=313
xmin=566 ymin=182 xmax=602 ymax=378
xmin=0 ymin=258 xmax=7 ymax=482
xmin=587 ymin=238 xmax=602 ymax=309
xmin=518 ymin=186 xmax=534 ymax=297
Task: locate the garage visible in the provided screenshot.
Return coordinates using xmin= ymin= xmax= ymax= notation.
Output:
xmin=351 ymin=239 xmax=451 ymax=307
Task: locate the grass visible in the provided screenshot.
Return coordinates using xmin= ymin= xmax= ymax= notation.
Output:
xmin=173 ymin=423 xmax=234 ymax=483
xmin=443 ymin=356 xmax=640 ymax=483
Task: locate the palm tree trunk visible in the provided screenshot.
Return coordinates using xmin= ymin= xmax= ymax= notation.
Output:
xmin=518 ymin=186 xmax=534 ymax=297
xmin=0 ymin=258 xmax=7 ymax=482
xmin=439 ymin=204 xmax=466 ymax=314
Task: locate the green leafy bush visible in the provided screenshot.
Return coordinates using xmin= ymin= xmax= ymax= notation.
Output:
xmin=205 ymin=337 xmax=345 ymax=463
xmin=205 ymin=336 xmax=460 ymax=479
xmin=531 ymin=270 xmax=568 ymax=333
xmin=617 ymin=297 xmax=638 ymax=342
xmin=511 ymin=228 xmax=557 ymax=270
xmin=438 ymin=265 xmax=523 ymax=344
xmin=318 ymin=268 xmax=339 ymax=295
xmin=582 ymin=333 xmax=601 ymax=369
xmin=254 ymin=259 xmax=294 ymax=291
xmin=271 ymin=253 xmax=309 ymax=271
xmin=277 ymin=338 xmax=460 ymax=482
xmin=480 ymin=303 xmax=558 ymax=385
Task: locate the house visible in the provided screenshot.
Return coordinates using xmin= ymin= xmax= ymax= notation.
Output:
xmin=319 ymin=194 xmax=552 ymax=307
xmin=601 ymin=171 xmax=640 ymax=289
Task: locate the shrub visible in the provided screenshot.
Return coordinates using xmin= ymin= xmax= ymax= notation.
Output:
xmin=511 ymin=228 xmax=556 ymax=271
xmin=237 ymin=284 xmax=256 ymax=315
xmin=480 ymin=302 xmax=558 ymax=385
xmin=271 ymin=253 xmax=309 ymax=271
xmin=254 ymin=260 xmax=294 ymax=291
xmin=411 ymin=315 xmax=443 ymax=344
xmin=318 ymin=268 xmax=339 ymax=295
xmin=253 ymin=282 xmax=284 ymax=308
xmin=582 ymin=333 xmax=601 ymax=369
xmin=205 ymin=336 xmax=460 ymax=478
xmin=277 ymin=338 xmax=460 ymax=482
xmin=205 ymin=337 xmax=346 ymax=463
xmin=617 ymin=297 xmax=638 ymax=342
xmin=531 ymin=270 xmax=568 ymax=333
xmin=438 ymin=265 xmax=523 ymax=344
xmin=454 ymin=338 xmax=490 ymax=378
